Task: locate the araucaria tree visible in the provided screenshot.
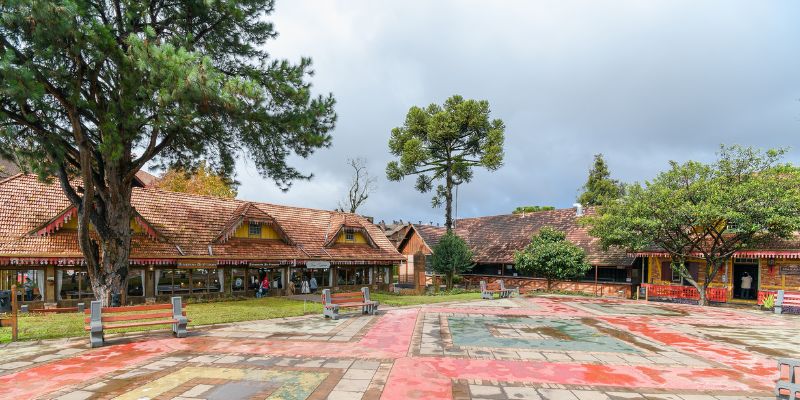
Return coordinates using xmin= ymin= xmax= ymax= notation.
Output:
xmin=514 ymin=227 xmax=591 ymax=290
xmin=386 ymin=95 xmax=505 ymax=230
xmin=0 ymin=1 xmax=336 ymax=304
xmin=577 ymin=154 xmax=624 ymax=206
xmin=430 ymin=232 xmax=474 ymax=290
xmin=586 ymin=146 xmax=800 ymax=305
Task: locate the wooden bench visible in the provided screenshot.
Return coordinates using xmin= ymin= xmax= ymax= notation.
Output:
xmin=498 ymin=280 xmax=519 ymax=298
xmin=480 ymin=280 xmax=515 ymax=300
xmin=25 ymin=303 xmax=85 ymax=314
xmin=777 ymin=358 xmax=800 ymax=399
xmin=84 ymin=296 xmax=189 ymax=348
xmin=321 ymin=287 xmax=378 ymax=320
xmin=0 ymin=285 xmax=18 ymax=341
xmin=775 ymin=290 xmax=800 ymax=315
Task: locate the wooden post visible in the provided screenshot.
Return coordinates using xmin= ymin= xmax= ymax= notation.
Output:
xmin=594 ymin=265 xmax=599 ymax=297
xmin=10 ymin=284 xmax=18 ymax=341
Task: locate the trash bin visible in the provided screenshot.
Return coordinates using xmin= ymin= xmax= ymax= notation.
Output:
xmin=0 ymin=290 xmax=10 ymax=312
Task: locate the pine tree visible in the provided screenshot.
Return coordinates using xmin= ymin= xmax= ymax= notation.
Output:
xmin=577 ymin=154 xmax=624 ymax=206
xmin=0 ymin=0 xmax=336 ymax=304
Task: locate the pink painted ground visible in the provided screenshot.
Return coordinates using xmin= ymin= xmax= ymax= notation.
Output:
xmin=0 ymin=296 xmax=790 ymax=399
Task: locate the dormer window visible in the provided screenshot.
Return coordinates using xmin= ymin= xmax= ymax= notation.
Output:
xmin=248 ymin=222 xmax=262 ymax=238
xmin=345 ymin=232 xmax=355 ymax=242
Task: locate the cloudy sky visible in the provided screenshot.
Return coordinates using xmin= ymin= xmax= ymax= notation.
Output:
xmin=232 ymin=0 xmax=800 ymax=225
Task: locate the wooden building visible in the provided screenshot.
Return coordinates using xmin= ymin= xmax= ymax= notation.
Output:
xmin=0 ymin=174 xmax=403 ymax=307
xmin=393 ymin=207 xmax=639 ymax=297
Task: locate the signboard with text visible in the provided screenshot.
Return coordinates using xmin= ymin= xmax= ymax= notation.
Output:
xmin=780 ymin=265 xmax=800 ymax=275
xmin=306 ymin=261 xmax=331 ymax=270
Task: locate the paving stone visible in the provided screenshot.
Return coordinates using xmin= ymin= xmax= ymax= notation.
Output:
xmin=55 ymin=390 xmax=94 ymax=400
xmin=570 ymin=390 xmax=610 ymax=399
xmin=538 ymin=388 xmax=580 ymax=400
xmin=503 ymin=386 xmax=543 ymax=399
xmin=470 ymin=384 xmax=504 ymax=396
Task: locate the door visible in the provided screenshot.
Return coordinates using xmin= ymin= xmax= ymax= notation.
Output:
xmin=732 ymin=263 xmax=758 ymax=300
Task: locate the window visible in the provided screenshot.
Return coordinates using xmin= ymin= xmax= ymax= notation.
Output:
xmin=345 ymin=232 xmax=355 ymax=242
xmin=671 ymin=267 xmax=682 ymax=283
xmin=58 ymin=270 xmax=92 ymax=299
xmin=248 ymin=222 xmax=262 ymax=238
xmin=231 ymin=269 xmax=246 ymax=292
xmin=127 ymin=270 xmax=144 ymax=297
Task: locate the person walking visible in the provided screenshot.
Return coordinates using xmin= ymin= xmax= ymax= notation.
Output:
xmin=309 ymin=276 xmax=318 ymax=294
xmin=257 ymin=276 xmax=269 ymax=298
xmin=23 ymin=277 xmax=33 ymax=301
xmin=740 ymin=272 xmax=753 ymax=299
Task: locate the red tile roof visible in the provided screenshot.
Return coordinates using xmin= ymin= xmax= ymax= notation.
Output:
xmin=402 ymin=209 xmax=635 ymax=266
xmin=0 ymin=174 xmax=402 ymax=265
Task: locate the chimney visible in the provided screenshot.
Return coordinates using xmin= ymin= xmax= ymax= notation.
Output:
xmin=573 ymin=203 xmax=584 ymax=217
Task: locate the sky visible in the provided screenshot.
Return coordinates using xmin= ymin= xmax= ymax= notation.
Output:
xmin=231 ymin=0 xmax=800 ymax=225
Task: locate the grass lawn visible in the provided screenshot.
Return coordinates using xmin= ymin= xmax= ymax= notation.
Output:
xmin=0 ymin=292 xmax=483 ymax=343
xmin=0 ymin=297 xmax=322 ymax=343
xmin=372 ymin=291 xmax=482 ymax=306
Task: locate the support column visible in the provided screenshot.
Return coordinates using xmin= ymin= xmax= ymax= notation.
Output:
xmin=45 ymin=266 xmax=56 ymax=304
xmin=224 ymin=268 xmax=232 ymax=296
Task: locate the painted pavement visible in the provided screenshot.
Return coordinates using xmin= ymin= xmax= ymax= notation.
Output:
xmin=0 ymin=295 xmax=797 ymax=399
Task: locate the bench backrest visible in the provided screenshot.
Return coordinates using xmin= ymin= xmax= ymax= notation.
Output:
xmin=498 ymin=280 xmax=506 ymax=290
xmin=321 ymin=288 xmax=371 ymax=305
xmin=776 ymin=290 xmax=800 ymax=306
xmin=85 ymin=297 xmax=185 ymax=325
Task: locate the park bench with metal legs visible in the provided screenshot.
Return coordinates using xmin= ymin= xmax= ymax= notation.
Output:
xmin=480 ymin=280 xmax=515 ymax=299
xmin=775 ymin=290 xmax=800 ymax=315
xmin=23 ymin=303 xmax=85 ymax=314
xmin=498 ymin=280 xmax=519 ymax=298
xmin=84 ymin=296 xmax=189 ymax=348
xmin=321 ymin=287 xmax=378 ymax=320
xmin=776 ymin=358 xmax=800 ymax=399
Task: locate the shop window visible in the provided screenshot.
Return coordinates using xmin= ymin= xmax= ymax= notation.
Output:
xmin=127 ymin=270 xmax=144 ymax=297
xmin=232 ymin=269 xmax=246 ymax=292
xmin=157 ymin=269 xmax=175 ymax=295
xmin=192 ymin=269 xmax=209 ymax=293
xmin=58 ymin=269 xmax=92 ymax=300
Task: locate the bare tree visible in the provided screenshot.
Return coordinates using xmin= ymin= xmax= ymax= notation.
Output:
xmin=338 ymin=158 xmax=377 ymax=214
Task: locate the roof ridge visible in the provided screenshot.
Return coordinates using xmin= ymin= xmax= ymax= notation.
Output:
xmin=456 ymin=207 xmax=576 ymax=222
xmin=0 ymin=173 xmax=25 ymax=186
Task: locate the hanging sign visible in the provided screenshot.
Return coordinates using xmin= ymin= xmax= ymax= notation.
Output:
xmin=306 ymin=261 xmax=331 ymax=270
xmin=780 ymin=265 xmax=800 ymax=275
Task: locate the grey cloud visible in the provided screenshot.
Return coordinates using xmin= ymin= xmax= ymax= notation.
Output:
xmin=231 ymin=0 xmax=800 ymax=224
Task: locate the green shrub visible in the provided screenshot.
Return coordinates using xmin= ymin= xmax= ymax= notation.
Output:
xmin=762 ymin=294 xmax=775 ymax=310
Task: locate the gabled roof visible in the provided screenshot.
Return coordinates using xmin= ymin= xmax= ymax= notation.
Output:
xmin=28 ymin=205 xmax=166 ymax=242
xmin=397 ymin=209 xmax=635 ymax=266
xmin=214 ymin=202 xmax=293 ymax=244
xmin=0 ymin=174 xmax=402 ymax=264
xmin=414 ymin=224 xmax=446 ymax=251
xmin=452 ymin=208 xmax=635 ymax=266
xmin=324 ymin=213 xmax=378 ymax=248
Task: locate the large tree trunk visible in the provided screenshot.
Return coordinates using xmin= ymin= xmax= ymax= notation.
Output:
xmin=81 ymin=195 xmax=132 ymax=307
xmin=65 ymin=158 xmax=134 ymax=307
xmin=444 ymin=169 xmax=454 ymax=231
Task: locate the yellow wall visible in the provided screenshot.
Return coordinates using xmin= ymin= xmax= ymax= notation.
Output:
xmin=61 ymin=217 xmax=143 ymax=233
xmin=336 ymin=231 xmax=368 ymax=244
xmin=233 ymin=222 xmax=281 ymax=240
